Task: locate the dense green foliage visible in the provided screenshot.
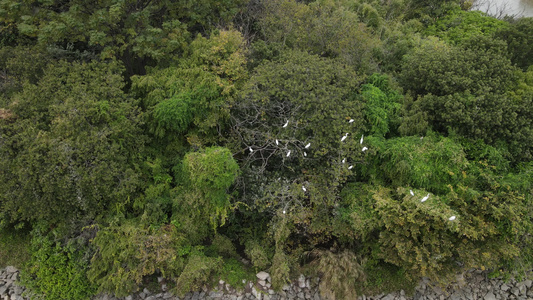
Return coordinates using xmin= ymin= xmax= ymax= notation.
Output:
xmin=1 ymin=0 xmax=532 ymax=299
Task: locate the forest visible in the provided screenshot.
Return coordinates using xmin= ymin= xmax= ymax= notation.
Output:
xmin=0 ymin=0 xmax=532 ymax=299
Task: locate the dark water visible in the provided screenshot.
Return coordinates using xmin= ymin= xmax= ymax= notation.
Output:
xmin=473 ymin=0 xmax=533 ymax=17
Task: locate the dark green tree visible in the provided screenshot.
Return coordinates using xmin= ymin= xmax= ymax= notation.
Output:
xmin=0 ymin=60 xmax=145 ymax=228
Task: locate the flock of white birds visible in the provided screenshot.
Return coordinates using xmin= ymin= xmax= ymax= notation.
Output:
xmin=253 ymin=118 xmax=457 ymax=221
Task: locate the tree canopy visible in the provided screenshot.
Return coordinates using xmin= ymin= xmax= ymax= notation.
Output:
xmin=1 ymin=1 xmax=532 ymax=299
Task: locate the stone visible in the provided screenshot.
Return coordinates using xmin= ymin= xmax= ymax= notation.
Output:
xmin=12 ymin=286 xmax=22 ymax=295
xmin=511 ymin=287 xmax=520 ymax=296
xmin=125 ymin=296 xmax=133 ymax=300
xmin=4 ymin=267 xmax=16 ymax=274
xmin=523 ymin=280 xmax=532 ymax=289
xmin=257 ymin=272 xmax=270 ymax=281
xmin=211 ymin=291 xmax=224 ymax=298
xmin=258 ymin=280 xmax=267 ymax=287
xmin=485 ymin=292 xmax=497 ymax=300
xmin=381 ymin=294 xmax=395 ymax=300
xmin=252 ymin=287 xmax=262 ymax=300
xmin=298 ymin=275 xmax=306 ymax=289
xmin=501 ymin=283 xmax=510 ymax=291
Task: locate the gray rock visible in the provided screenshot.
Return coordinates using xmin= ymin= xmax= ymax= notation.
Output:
xmin=485 ymin=292 xmax=497 ymax=300
xmin=298 ymin=275 xmax=306 ymax=289
xmin=257 ymin=272 xmax=270 ymax=281
xmin=501 ymin=283 xmax=510 ymax=291
xmin=523 ymin=279 xmax=532 ymax=289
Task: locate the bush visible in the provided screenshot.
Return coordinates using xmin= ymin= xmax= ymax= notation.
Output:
xmin=22 ymin=227 xmax=96 ymax=300
xmin=307 ymin=249 xmax=366 ymax=300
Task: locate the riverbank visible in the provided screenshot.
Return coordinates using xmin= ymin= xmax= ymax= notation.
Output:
xmin=2 ymin=266 xmax=532 ymax=300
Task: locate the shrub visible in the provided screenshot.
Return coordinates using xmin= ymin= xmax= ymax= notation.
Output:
xmin=307 ymin=249 xmax=366 ymax=300
xmin=22 ymin=227 xmax=96 ymax=300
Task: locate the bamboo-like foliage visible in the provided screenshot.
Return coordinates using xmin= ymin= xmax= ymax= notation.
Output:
xmin=307 ymin=249 xmax=366 ymax=300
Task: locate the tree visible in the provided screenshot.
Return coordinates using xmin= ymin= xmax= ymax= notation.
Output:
xmin=496 ymin=17 xmax=533 ymax=70
xmin=257 ymin=0 xmax=381 ymax=73
xmin=0 ymin=0 xmax=247 ymax=74
xmin=0 ymin=60 xmax=145 ymax=228
xmin=399 ymin=37 xmax=519 ymax=97
xmin=425 ymin=9 xmax=508 ymax=45
xmin=131 ymin=29 xmax=248 ymax=149
xmin=230 ymin=49 xmax=365 ymax=250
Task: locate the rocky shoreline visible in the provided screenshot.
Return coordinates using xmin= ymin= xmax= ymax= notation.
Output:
xmin=2 ymin=266 xmax=533 ymax=300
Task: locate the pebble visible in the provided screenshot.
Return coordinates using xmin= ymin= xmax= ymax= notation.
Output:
xmin=2 ymin=266 xmax=533 ymax=300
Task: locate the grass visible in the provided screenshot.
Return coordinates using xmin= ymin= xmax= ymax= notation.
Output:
xmin=0 ymin=228 xmax=31 ymax=269
xmin=356 ymin=262 xmax=417 ymax=297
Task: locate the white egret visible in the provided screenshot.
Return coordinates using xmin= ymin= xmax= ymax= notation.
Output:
xmin=410 ymin=190 xmax=414 ymax=196
xmin=283 ymin=210 xmax=286 ymax=214
xmin=302 ymin=186 xmax=306 ymax=192
xmin=287 ymin=150 xmax=291 ymax=157
xmin=305 ymin=143 xmax=311 ymax=149
xmin=283 ymin=120 xmax=289 ymax=128
xmin=342 ymin=158 xmax=346 ymax=164
xmin=304 ymin=152 xmax=307 ymax=157
xmin=348 ymin=165 xmax=353 ymax=170
xmin=360 ymin=134 xmax=364 ymax=144
xmin=421 ymin=193 xmax=429 ymax=202
xmin=449 ymin=216 xmax=456 ymax=221
xmin=341 ymin=133 xmax=349 ymax=142
xmin=249 ymin=147 xmax=253 ymax=153
xmin=349 ymin=119 xmax=354 ymax=123
xmin=276 ymin=139 xmax=279 ymax=145
xmin=362 ymin=147 xmax=368 ymax=152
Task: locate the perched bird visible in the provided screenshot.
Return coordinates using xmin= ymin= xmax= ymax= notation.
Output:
xmin=249 ymin=147 xmax=253 ymax=153
xmin=276 ymin=139 xmax=279 ymax=145
xmin=449 ymin=216 xmax=456 ymax=221
xmin=362 ymin=147 xmax=368 ymax=152
xmin=283 ymin=120 xmax=289 ymax=128
xmin=360 ymin=134 xmax=364 ymax=144
xmin=305 ymin=143 xmax=311 ymax=149
xmin=341 ymin=133 xmax=349 ymax=142
xmin=348 ymin=165 xmax=353 ymax=170
xmin=349 ymin=119 xmax=355 ymax=123
xmin=421 ymin=193 xmax=429 ymax=202
xmin=302 ymin=186 xmax=306 ymax=192
xmin=410 ymin=190 xmax=414 ymax=196
xmin=286 ymin=150 xmax=291 ymax=157
xmin=342 ymin=158 xmax=346 ymax=164
xmin=304 ymin=152 xmax=307 ymax=157
xmin=283 ymin=210 xmax=286 ymax=214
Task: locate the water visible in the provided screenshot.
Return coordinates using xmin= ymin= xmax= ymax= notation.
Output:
xmin=472 ymin=0 xmax=533 ymax=18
